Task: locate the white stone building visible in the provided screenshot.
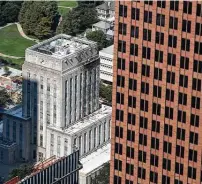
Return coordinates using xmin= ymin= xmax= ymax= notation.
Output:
xmin=99 ymin=45 xmax=114 ymax=83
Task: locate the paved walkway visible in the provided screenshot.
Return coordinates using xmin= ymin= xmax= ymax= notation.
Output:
xmin=0 ymin=53 xmax=23 ymax=59
xmin=58 ymin=6 xmax=73 ymax=9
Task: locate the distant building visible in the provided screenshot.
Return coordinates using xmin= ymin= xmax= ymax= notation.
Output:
xmin=96 ymin=1 xmax=115 ymax=21
xmin=99 ymin=45 xmax=114 ymax=83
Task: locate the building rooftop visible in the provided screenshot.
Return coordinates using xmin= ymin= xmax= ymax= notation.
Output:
xmin=92 ymin=21 xmax=111 ymax=30
xmin=64 ymin=105 xmax=112 ymax=135
xmin=100 ymin=45 xmax=114 ymax=55
xmin=28 ymin=34 xmax=97 ymax=59
xmin=96 ymin=1 xmax=115 ymax=11
xmin=80 ymin=143 xmax=110 ymax=174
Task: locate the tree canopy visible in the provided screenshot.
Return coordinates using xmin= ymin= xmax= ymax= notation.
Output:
xmin=77 ymin=1 xmax=104 ymax=8
xmin=99 ymin=82 xmax=112 ymax=103
xmin=0 ymin=2 xmax=22 ymax=26
xmin=0 ymin=89 xmax=10 ymax=107
xmin=19 ymin=2 xmax=59 ymax=39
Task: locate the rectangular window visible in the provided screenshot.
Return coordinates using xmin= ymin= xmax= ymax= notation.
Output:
xmin=197 ymin=4 xmax=202 ymax=17
xmin=139 ymin=133 xmax=147 ymax=146
xmin=116 ymin=92 xmax=124 ymax=105
xmin=150 ymin=171 xmax=158 ymax=183
xmin=194 ymin=41 xmax=202 ymax=54
xmin=117 ymin=75 xmax=125 ymax=87
xmin=157 ymin=1 xmax=166 ymax=8
xmin=114 ymin=175 xmax=121 ymax=184
xmin=167 ymin=53 xmax=176 ymax=66
xmin=116 ymin=109 xmax=124 ymax=122
xmin=195 ymin=23 xmax=202 ymax=36
xmin=176 ymin=145 xmax=184 ymax=158
xmin=181 ymin=38 xmax=190 ymax=51
xmin=191 ymin=96 xmax=200 ymax=109
xmin=138 ymin=167 xmax=146 ymax=179
xmin=175 ymin=162 xmax=184 ymax=175
xmin=153 ymin=85 xmax=161 ymax=98
xmin=178 ymin=92 xmax=187 ymax=105
xmin=188 ymin=167 xmax=196 ymax=179
xmin=150 ymin=154 xmax=158 ymax=167
xmin=144 ymin=11 xmax=152 ymax=23
xmin=118 ymin=40 xmax=126 ymax=53
xmin=127 ymin=130 xmax=135 ymax=142
xmin=117 ymin=58 xmax=125 ymax=70
xmin=152 ymin=120 xmax=160 ymax=133
xmin=129 ymin=78 xmax=137 ymax=91
xmin=155 ymin=50 xmax=163 ymax=63
xmin=154 ymin=68 xmax=162 ymax=81
xmin=164 ymin=124 xmax=173 ymax=137
xmin=190 ymin=114 xmax=199 ymax=127
xmin=179 ymin=75 xmax=188 ymax=88
xmin=194 ymin=60 xmax=202 ymax=73
xmin=170 ymin=1 xmax=179 ymax=11
xmin=130 ymin=44 xmax=138 ymax=56
xmin=145 ymin=1 xmax=153 ymax=5
xmin=128 ymin=96 xmax=136 ymax=108
xmin=166 ymin=89 xmax=174 ymax=102
xmin=142 ymin=47 xmax=151 ymax=59
xmin=167 ymin=71 xmax=175 ymax=84
xmin=143 ymin=29 xmax=151 ymax=41
xmin=115 ymin=126 xmax=123 ymax=138
xmin=140 ymin=116 xmax=148 ymax=129
xmin=190 ymin=131 xmax=198 ymax=145
xmin=189 ymin=149 xmax=197 ymax=162
xmin=180 ymin=56 xmax=189 ymax=69
xmin=119 ymin=5 xmax=127 ymax=17
xmin=138 ymin=150 xmax=146 ymax=163
xmin=140 ymin=99 xmax=148 ymax=112
xmin=126 ymin=163 xmax=134 ymax=175
xmin=177 ymin=128 xmax=186 ymax=141
xmin=178 ymin=110 xmax=186 ymax=123
xmin=129 ymin=61 xmax=137 ymax=74
xmin=131 ymin=8 xmax=140 ymax=20
xmin=156 ymin=32 xmax=164 ymax=45
xmin=169 ymin=16 xmax=178 ymax=30
xmin=156 ymin=13 xmax=165 ymax=26
xmin=163 ymin=141 xmax=172 ymax=154
xmin=152 ymin=103 xmax=161 ymax=115
xmin=163 ymin=158 xmax=171 ymax=171
xmin=183 ymin=1 xmax=192 ymax=14
xmin=168 ymin=35 xmax=177 ymax=48
xmin=128 ymin=113 xmax=136 ymax=125
xmin=131 ymin=26 xmax=139 ymax=38
xmin=114 ymin=159 xmax=122 ymax=171
xmin=151 ymin=137 xmax=159 ymax=150
xmin=127 ymin=146 xmax=134 ymax=159
xmin=142 ymin=64 xmax=150 ymax=77
xmin=192 ymin=78 xmax=201 ymax=91
xmin=119 ymin=22 xmax=127 ymax=35
xmin=182 ymin=20 xmax=191 ymax=33
xmin=115 ymin=143 xmax=122 ymax=155
xmin=141 ymin=82 xmax=149 ymax=94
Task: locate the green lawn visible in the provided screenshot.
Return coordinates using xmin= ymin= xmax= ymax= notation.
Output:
xmin=58 ymin=7 xmax=71 ymax=16
xmin=58 ymin=1 xmax=77 ymax=7
xmin=0 ymin=24 xmax=35 ymax=57
xmin=0 ymin=56 xmax=24 ymax=70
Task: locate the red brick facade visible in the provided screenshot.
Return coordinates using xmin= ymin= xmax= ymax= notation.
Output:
xmin=110 ymin=1 xmax=202 ymax=184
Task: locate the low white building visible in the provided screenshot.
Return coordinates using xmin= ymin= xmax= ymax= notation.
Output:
xmin=99 ymin=45 xmax=114 ymax=83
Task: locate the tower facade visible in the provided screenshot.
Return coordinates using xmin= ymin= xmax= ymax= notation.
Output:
xmin=110 ymin=1 xmax=202 ymax=184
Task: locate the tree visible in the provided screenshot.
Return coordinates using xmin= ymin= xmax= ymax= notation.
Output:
xmin=0 ymin=89 xmax=9 ymax=107
xmin=86 ymin=30 xmax=108 ymax=50
xmin=91 ymin=162 xmax=110 ymax=184
xmin=8 ymin=164 xmax=33 ymax=180
xmin=3 ymin=66 xmax=9 ymax=74
xmin=77 ymin=1 xmax=104 ymax=8
xmin=99 ymin=82 xmax=112 ymax=103
xmin=19 ymin=2 xmax=59 ymax=39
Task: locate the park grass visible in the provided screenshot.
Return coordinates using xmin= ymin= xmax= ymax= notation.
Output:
xmin=57 ymin=1 xmax=77 ymax=7
xmin=0 ymin=24 xmax=34 ymax=57
xmin=0 ymin=56 xmax=24 ymax=70
xmin=58 ymin=7 xmax=71 ymax=16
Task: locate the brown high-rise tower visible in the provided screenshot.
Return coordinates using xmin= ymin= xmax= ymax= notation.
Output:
xmin=110 ymin=1 xmax=202 ymax=184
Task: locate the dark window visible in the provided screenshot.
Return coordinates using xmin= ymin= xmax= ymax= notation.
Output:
xmin=177 ymin=128 xmax=186 ymax=141
xmin=193 ymin=60 xmax=202 ymax=73
xmin=164 ymin=124 xmax=173 ymax=137
xmin=162 ymin=175 xmax=170 ymax=184
xmin=127 ymin=130 xmax=135 ymax=142
xmin=144 ymin=11 xmax=152 ymax=23
xmin=117 ymin=75 xmax=125 ymax=87
xmin=116 ymin=92 xmax=124 ymax=105
xmin=140 ymin=99 xmax=148 ymax=112
xmin=150 ymin=171 xmax=158 ymax=183
xmin=182 ymin=20 xmax=191 ymax=33
xmin=197 ymin=4 xmax=202 ymax=17
xmin=126 ymin=163 xmax=134 ymax=175
xmin=150 ymin=154 xmax=158 ymax=167
xmin=175 ymin=180 xmax=183 ymax=184
xmin=163 ymin=141 xmax=172 ymax=154
xmin=138 ymin=150 xmax=146 ymax=163
xmin=157 ymin=1 xmax=166 ymax=8
xmin=140 ymin=116 xmax=148 ymax=129
xmin=118 ymin=40 xmax=126 ymax=53
xmin=129 ymin=61 xmax=138 ymax=74
xmin=152 ymin=120 xmax=160 ymax=133
xmin=156 ymin=13 xmax=165 ymax=27
xmin=153 ymin=85 xmax=162 ymax=98
xmin=126 ymin=180 xmax=133 ymax=184
xmin=168 ymin=35 xmax=177 ymax=48
xmin=142 ymin=64 xmax=150 ymax=77
xmin=169 ymin=16 xmax=178 ymax=30
xmin=180 ymin=56 xmax=189 ymax=69
xmin=127 ymin=113 xmax=136 ymax=125
xmin=188 ymin=167 xmax=196 ymax=179
xmin=166 ymin=89 xmax=174 ymax=102
xmin=163 ymin=158 xmax=171 ymax=171
xmin=154 ymin=68 xmax=162 ymax=80
xmin=191 ymin=96 xmax=200 ymax=109
xmin=183 ymin=1 xmax=192 ymax=14
xmin=115 ymin=143 xmax=122 ymax=155
xmin=178 ymin=110 xmax=186 ymax=123
xmin=176 ymin=145 xmax=184 ymax=158
xmin=195 ymin=23 xmax=202 ymax=36
xmin=139 ymin=133 xmax=147 ymax=146
xmin=189 ymin=149 xmax=197 ymax=162
xmin=181 ymin=38 xmax=190 ymax=51
xmin=178 ymin=92 xmax=187 ymax=105
xmin=131 ymin=26 xmax=139 ymax=38
xmin=115 ymin=126 xmax=123 ymax=138
xmin=156 ymin=32 xmax=164 ymax=45
xmin=114 ymin=175 xmax=121 ymax=184
xmin=155 ymin=50 xmax=163 ymax=63
xmin=117 ymin=58 xmax=125 ymax=70
xmin=170 ymin=1 xmax=179 ymax=11
xmin=119 ymin=5 xmax=127 ymax=17
xmin=138 ymin=167 xmax=146 ymax=179
xmin=194 ymin=41 xmax=202 ymax=54
xmin=143 ymin=29 xmax=151 ymax=41
xmin=190 ymin=131 xmax=198 ymax=145
xmin=142 ymin=47 xmax=151 ymax=59
xmin=167 ymin=53 xmax=176 ymax=66
xmin=167 ymin=71 xmax=175 ymax=84
xmin=128 ymin=96 xmax=136 ymax=108
xmin=129 ymin=78 xmax=137 ymax=91
xmin=190 ymin=114 xmax=199 ymax=127
xmin=114 ymin=159 xmax=122 ymax=171
xmin=175 ymin=162 xmax=184 ymax=175
xmin=130 ymin=44 xmax=138 ymax=56
xmin=116 ymin=109 xmax=124 ymax=122
xmin=179 ymin=75 xmax=188 ymax=88
xmin=131 ymin=8 xmax=140 ymax=20
xmin=141 ymin=82 xmax=149 ymax=94
xmin=127 ymin=146 xmax=134 ymax=159
xmin=152 ymin=103 xmax=161 ymax=115
xmin=145 ymin=1 xmax=153 ymax=5
xmin=165 ymin=107 xmax=173 ymax=120
xmin=151 ymin=137 xmax=159 ymax=150
xmin=119 ymin=23 xmax=127 ymax=35
xmin=192 ymin=78 xmax=201 ymax=91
